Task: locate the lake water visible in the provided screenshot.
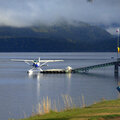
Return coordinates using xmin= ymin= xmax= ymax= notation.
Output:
xmin=0 ymin=52 xmax=119 ymax=120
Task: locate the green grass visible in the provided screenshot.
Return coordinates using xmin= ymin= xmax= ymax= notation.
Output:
xmin=19 ymin=99 xmax=120 ymax=120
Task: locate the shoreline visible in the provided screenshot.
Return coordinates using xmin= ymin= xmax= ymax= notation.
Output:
xmin=18 ymin=98 xmax=120 ymax=120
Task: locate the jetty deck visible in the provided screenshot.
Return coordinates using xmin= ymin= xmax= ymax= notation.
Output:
xmin=41 ymin=69 xmax=66 ymax=73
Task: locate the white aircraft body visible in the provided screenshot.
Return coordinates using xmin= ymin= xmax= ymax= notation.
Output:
xmin=11 ymin=57 xmax=64 ymax=73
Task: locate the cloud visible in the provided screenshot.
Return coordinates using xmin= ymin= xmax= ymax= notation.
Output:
xmin=106 ymin=27 xmax=120 ymax=35
xmin=0 ymin=0 xmax=119 ymax=27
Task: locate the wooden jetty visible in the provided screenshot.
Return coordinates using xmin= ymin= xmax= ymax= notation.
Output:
xmin=72 ymin=59 xmax=120 ymax=76
xmin=41 ymin=59 xmax=120 ymax=76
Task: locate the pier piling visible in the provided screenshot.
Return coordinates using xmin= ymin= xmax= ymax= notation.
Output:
xmin=114 ymin=62 xmax=119 ymax=77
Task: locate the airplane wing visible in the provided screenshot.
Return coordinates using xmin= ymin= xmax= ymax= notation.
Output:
xmin=11 ymin=59 xmax=34 ymax=62
xmin=11 ymin=59 xmax=63 ymax=62
xmin=40 ymin=60 xmax=64 ymax=62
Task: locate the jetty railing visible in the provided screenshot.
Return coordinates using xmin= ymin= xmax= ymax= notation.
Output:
xmin=72 ymin=59 xmax=120 ymax=76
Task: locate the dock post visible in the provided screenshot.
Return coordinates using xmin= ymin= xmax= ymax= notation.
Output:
xmin=114 ymin=62 xmax=119 ymax=77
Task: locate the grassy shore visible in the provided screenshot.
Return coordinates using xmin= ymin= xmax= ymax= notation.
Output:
xmin=19 ymin=99 xmax=120 ymax=120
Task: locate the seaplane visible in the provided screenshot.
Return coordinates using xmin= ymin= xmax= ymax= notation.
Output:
xmin=11 ymin=57 xmax=64 ymax=73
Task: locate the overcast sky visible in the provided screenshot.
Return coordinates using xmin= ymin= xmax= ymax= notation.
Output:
xmin=0 ymin=0 xmax=119 ymax=31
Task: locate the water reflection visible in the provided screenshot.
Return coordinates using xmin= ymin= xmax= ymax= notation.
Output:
xmin=79 ymin=72 xmax=114 ymax=79
xmin=28 ymin=72 xmax=43 ymax=80
xmin=66 ymin=73 xmax=72 ymax=80
xmin=27 ymin=72 xmax=73 ymax=102
xmin=37 ymin=78 xmax=40 ymax=103
xmin=28 ymin=73 xmax=42 ymax=103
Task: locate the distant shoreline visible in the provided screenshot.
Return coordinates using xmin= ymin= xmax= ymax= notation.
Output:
xmin=0 ymin=51 xmax=117 ymax=53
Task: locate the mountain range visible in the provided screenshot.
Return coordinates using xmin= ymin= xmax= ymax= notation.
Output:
xmin=0 ymin=21 xmax=117 ymax=52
